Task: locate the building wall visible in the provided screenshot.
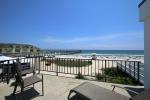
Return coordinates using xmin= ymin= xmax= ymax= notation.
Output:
xmin=139 ymin=0 xmax=150 ymax=21
xmin=139 ymin=0 xmax=150 ymax=89
xmin=0 ymin=44 xmax=40 ymax=54
xmin=144 ymin=17 xmax=150 ymax=89
xmin=22 ymin=46 xmax=30 ymax=53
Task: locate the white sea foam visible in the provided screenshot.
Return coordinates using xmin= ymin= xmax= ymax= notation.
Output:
xmin=53 ymin=54 xmax=144 ymax=62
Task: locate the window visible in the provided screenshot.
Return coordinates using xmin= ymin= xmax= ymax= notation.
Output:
xmin=4 ymin=48 xmax=12 ymax=53
xmin=15 ymin=48 xmax=20 ymax=53
xmin=22 ymin=47 xmax=28 ymax=53
xmin=30 ymin=48 xmax=34 ymax=52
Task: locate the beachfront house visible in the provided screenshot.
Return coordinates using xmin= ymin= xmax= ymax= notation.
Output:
xmin=0 ymin=43 xmax=40 ymax=54
xmin=139 ymin=0 xmax=150 ymax=89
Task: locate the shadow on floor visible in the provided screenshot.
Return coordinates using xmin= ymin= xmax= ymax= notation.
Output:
xmin=123 ymin=86 xmax=144 ymax=97
xmin=69 ymin=94 xmax=89 ymax=100
xmin=5 ymin=88 xmax=41 ymax=100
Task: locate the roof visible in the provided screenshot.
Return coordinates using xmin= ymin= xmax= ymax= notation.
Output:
xmin=0 ymin=43 xmax=40 ymax=50
xmin=138 ymin=0 xmax=146 ymax=8
xmin=0 ymin=43 xmax=33 ymax=47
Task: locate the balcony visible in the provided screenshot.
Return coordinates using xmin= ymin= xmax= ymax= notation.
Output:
xmin=0 ymin=54 xmax=144 ymax=100
xmin=0 ymin=74 xmax=144 ymax=100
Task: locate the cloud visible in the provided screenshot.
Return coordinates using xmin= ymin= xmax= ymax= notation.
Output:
xmin=44 ymin=32 xmax=143 ymax=43
xmin=42 ymin=32 xmax=144 ymax=49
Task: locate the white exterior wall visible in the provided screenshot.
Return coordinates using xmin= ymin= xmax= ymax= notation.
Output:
xmin=144 ymin=17 xmax=150 ymax=89
xmin=139 ymin=0 xmax=150 ymax=21
xmin=139 ymin=0 xmax=150 ymax=89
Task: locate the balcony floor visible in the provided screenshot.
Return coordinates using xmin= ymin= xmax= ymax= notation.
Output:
xmin=0 ymin=73 xmax=144 ymax=100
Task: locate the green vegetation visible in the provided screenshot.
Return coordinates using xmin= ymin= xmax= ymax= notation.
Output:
xmin=95 ymin=73 xmax=105 ymax=81
xmin=54 ymin=59 xmax=92 ymax=67
xmin=96 ymin=67 xmax=140 ymax=85
xmin=75 ymin=73 xmax=86 ymax=79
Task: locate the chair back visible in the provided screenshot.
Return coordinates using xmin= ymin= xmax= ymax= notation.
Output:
xmin=13 ymin=59 xmax=24 ymax=86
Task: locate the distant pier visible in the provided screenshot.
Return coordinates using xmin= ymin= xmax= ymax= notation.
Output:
xmin=42 ymin=49 xmax=82 ymax=55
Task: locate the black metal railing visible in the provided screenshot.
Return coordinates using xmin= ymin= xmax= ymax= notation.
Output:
xmin=0 ymin=55 xmax=144 ymax=85
xmin=38 ymin=56 xmax=143 ymax=84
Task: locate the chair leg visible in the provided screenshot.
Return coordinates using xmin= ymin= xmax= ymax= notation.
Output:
xmin=33 ymin=83 xmax=34 ymax=89
xmin=68 ymin=90 xmax=73 ymax=100
xmin=20 ymin=87 xmax=24 ymax=100
xmin=42 ymin=75 xmax=44 ymax=96
xmin=0 ymin=74 xmax=2 ymax=82
xmin=12 ymin=84 xmax=18 ymax=96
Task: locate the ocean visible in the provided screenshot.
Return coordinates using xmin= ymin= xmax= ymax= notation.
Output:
xmin=80 ymin=50 xmax=144 ymax=56
xmin=42 ymin=50 xmax=144 ymax=56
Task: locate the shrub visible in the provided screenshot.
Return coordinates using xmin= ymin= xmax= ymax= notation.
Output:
xmin=96 ymin=73 xmax=105 ymax=81
xmin=45 ymin=59 xmax=52 ymax=66
xmin=75 ymin=73 xmax=86 ymax=79
xmin=54 ymin=59 xmax=92 ymax=67
xmin=97 ymin=67 xmax=140 ymax=85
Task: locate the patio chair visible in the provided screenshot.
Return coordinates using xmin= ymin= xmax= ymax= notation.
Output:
xmin=0 ymin=62 xmax=35 ymax=84
xmin=68 ymin=82 xmax=150 ymax=100
xmin=21 ymin=67 xmax=35 ymax=75
xmin=12 ymin=59 xmax=44 ymax=99
xmin=0 ymin=61 xmax=10 ymax=83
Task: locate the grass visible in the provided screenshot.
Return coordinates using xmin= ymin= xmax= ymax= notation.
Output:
xmin=53 ymin=59 xmax=92 ymax=67
xmin=96 ymin=67 xmax=140 ymax=85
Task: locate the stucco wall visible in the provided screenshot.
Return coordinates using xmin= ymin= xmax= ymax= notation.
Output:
xmin=139 ymin=0 xmax=150 ymax=21
xmin=139 ymin=0 xmax=150 ymax=89
xmin=144 ymin=17 xmax=150 ymax=88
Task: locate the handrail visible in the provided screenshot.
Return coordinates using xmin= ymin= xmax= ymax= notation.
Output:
xmin=0 ymin=56 xmax=143 ymax=85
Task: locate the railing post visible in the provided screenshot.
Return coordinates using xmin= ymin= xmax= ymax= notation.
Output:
xmin=129 ymin=61 xmax=131 ymax=75
xmin=124 ymin=61 xmax=127 ymax=82
xmin=124 ymin=61 xmax=126 ymax=72
xmin=134 ymin=61 xmax=136 ymax=80
xmin=38 ymin=56 xmax=40 ymax=74
xmin=105 ymin=60 xmax=107 ymax=82
xmin=56 ymin=58 xmax=58 ymax=76
xmin=102 ymin=60 xmax=103 ymax=75
xmin=6 ymin=60 xmax=10 ymax=84
xmin=121 ymin=61 xmax=122 ymax=71
xmin=116 ymin=60 xmax=118 ymax=71
xmin=137 ymin=62 xmax=140 ymax=83
xmin=0 ymin=62 xmax=2 ymax=82
xmin=78 ymin=59 xmax=80 ymax=76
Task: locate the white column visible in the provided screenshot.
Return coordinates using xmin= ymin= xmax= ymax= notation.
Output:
xmin=12 ymin=45 xmax=16 ymax=53
xmin=144 ymin=17 xmax=150 ymax=89
xmin=139 ymin=0 xmax=150 ymax=89
xmin=20 ymin=46 xmax=23 ymax=53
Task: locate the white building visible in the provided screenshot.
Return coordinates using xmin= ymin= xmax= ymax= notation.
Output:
xmin=139 ymin=0 xmax=150 ymax=89
xmin=0 ymin=43 xmax=40 ymax=54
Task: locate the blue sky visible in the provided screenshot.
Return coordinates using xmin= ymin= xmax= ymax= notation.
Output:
xmin=0 ymin=0 xmax=144 ymax=50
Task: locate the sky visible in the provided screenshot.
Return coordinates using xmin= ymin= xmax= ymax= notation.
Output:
xmin=0 ymin=0 xmax=144 ymax=50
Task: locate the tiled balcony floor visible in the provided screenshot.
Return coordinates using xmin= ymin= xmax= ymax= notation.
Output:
xmin=0 ymin=73 xmax=144 ymax=100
